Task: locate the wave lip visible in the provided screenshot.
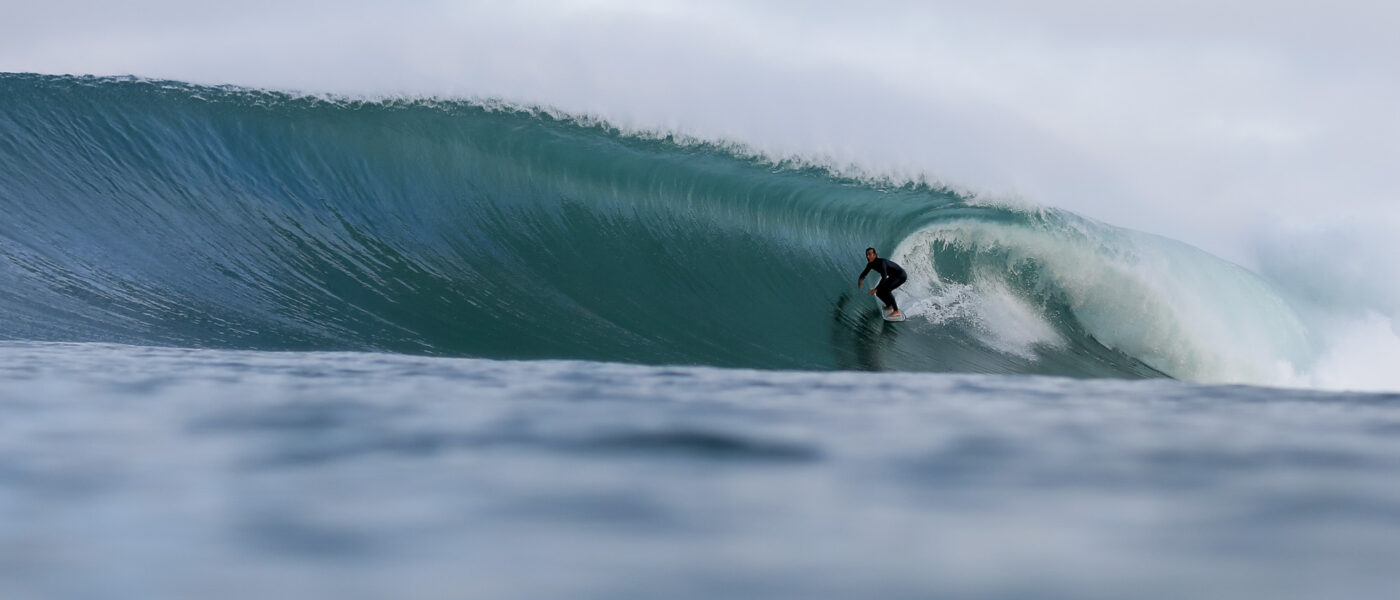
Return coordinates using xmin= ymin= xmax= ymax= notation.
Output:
xmin=892 ymin=207 xmax=1311 ymax=384
xmin=0 ymin=74 xmax=1311 ymax=384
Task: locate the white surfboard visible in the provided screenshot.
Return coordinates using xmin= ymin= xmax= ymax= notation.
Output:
xmin=873 ymin=293 xmax=906 ymax=321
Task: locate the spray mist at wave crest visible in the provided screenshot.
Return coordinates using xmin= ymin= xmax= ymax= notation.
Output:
xmin=890 ymin=206 xmax=1311 ymax=384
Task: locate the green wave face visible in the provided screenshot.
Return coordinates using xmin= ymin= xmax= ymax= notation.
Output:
xmin=0 ymin=74 xmax=1307 ymax=381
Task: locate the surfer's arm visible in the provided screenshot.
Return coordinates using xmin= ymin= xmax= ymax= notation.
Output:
xmin=863 ymin=262 xmax=890 ymax=286
xmin=858 ymin=264 xmax=875 ymax=288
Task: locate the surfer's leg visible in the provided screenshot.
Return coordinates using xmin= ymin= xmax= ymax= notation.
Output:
xmin=876 ymin=286 xmax=897 ymax=311
xmin=881 ymin=276 xmax=906 ymax=317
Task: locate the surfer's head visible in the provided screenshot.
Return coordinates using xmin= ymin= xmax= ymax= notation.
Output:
xmin=865 ymin=247 xmax=877 ymax=262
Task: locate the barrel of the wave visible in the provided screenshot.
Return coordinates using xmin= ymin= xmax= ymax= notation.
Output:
xmin=887 ymin=207 xmax=1311 ymax=385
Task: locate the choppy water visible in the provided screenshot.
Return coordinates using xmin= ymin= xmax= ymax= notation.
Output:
xmin=2 ymin=342 xmax=1397 ymax=599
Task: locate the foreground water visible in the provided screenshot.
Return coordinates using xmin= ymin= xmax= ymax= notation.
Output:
xmin=1 ymin=342 xmax=1397 ymax=599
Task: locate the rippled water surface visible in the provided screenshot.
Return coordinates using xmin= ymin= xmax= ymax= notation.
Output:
xmin=1 ymin=342 xmax=1398 ymax=599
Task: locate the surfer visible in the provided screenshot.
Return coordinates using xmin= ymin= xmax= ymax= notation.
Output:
xmin=858 ymin=247 xmax=907 ymax=319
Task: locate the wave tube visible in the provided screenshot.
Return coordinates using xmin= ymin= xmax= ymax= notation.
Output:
xmin=0 ymin=74 xmax=1309 ymax=382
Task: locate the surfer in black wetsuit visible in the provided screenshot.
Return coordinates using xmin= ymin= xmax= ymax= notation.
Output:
xmin=858 ymin=247 xmax=907 ymax=319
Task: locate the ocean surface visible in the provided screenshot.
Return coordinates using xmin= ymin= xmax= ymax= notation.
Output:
xmin=3 ymin=342 xmax=1399 ymax=600
xmin=2 ymin=74 xmax=1399 ymax=599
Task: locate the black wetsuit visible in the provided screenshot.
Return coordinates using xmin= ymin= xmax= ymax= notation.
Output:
xmin=860 ymin=258 xmax=908 ymax=311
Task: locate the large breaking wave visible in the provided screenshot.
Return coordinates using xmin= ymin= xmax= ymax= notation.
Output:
xmin=0 ymin=74 xmax=1311 ymax=382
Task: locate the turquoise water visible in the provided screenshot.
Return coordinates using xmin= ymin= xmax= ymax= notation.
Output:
xmin=0 ymin=74 xmax=1309 ymax=383
xmin=3 ymin=74 xmax=1395 ymax=599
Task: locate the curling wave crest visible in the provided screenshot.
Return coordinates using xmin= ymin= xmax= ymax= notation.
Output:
xmin=0 ymin=74 xmax=1313 ymax=384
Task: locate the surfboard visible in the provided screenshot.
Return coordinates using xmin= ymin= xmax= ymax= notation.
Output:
xmin=874 ymin=293 xmax=906 ymax=321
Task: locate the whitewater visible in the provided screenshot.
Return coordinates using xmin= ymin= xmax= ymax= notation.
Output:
xmin=3 ymin=3 xmax=1400 ymax=599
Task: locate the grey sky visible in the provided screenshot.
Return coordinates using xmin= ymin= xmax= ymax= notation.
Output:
xmin=5 ymin=1 xmax=1396 ymax=244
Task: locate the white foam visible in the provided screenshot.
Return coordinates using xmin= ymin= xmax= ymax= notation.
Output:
xmin=1253 ymin=218 xmax=1400 ymax=391
xmin=892 ymin=212 xmax=1312 ymax=385
xmin=891 ymin=235 xmax=1063 ymax=360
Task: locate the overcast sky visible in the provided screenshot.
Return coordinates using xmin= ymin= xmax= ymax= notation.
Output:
xmin=4 ymin=0 xmax=1398 ymax=384
xmin=4 ymin=1 xmax=1397 ymax=254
